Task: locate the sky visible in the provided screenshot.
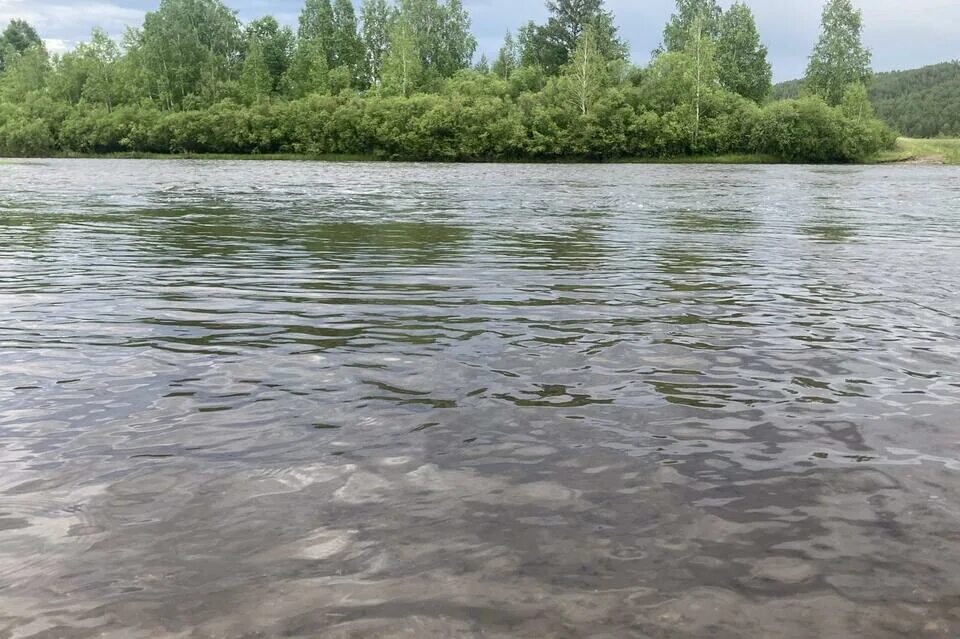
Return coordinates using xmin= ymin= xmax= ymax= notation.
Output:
xmin=0 ymin=0 xmax=957 ymax=82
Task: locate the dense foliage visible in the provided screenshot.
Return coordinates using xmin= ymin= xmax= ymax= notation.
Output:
xmin=0 ymin=0 xmax=895 ymax=161
xmin=777 ymin=62 xmax=960 ymax=138
xmin=869 ymin=62 xmax=960 ymax=138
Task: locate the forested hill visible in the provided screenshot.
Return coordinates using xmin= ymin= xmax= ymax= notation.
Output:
xmin=775 ymin=61 xmax=960 ymax=137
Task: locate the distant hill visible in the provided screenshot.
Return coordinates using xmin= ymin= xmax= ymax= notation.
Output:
xmin=773 ymin=61 xmax=960 ymax=138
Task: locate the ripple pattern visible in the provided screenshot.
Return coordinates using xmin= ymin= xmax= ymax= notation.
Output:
xmin=1 ymin=160 xmax=960 ymax=637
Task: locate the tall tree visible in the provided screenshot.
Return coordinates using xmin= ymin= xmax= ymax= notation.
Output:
xmin=331 ymin=0 xmax=363 ymax=76
xmin=0 ymin=19 xmax=43 ymax=73
xmin=562 ymin=24 xmax=607 ymax=115
xmin=396 ymin=0 xmax=475 ymax=79
xmin=474 ymin=54 xmax=490 ymax=74
xmin=284 ymin=37 xmax=330 ymax=97
xmin=134 ymin=0 xmax=242 ymax=109
xmin=805 ymin=0 xmax=871 ymax=106
xmin=299 ymin=0 xmax=335 ymax=45
xmin=492 ymin=32 xmax=519 ymax=79
xmin=241 ymin=39 xmax=272 ymax=102
xmin=381 ymin=14 xmax=422 ymax=96
xmin=532 ymin=0 xmax=625 ymax=75
xmin=48 ymin=50 xmax=88 ymax=105
xmin=684 ymin=13 xmax=717 ymax=149
xmin=437 ymin=0 xmax=476 ymax=77
xmin=716 ymin=2 xmax=771 ymax=102
xmin=0 ymin=44 xmax=49 ymax=102
xmin=245 ymin=16 xmax=294 ymax=92
xmin=517 ymin=21 xmax=542 ymax=68
xmin=79 ymin=28 xmax=121 ymax=111
xmin=662 ymin=0 xmax=722 ymax=52
xmin=360 ymin=0 xmax=392 ymax=87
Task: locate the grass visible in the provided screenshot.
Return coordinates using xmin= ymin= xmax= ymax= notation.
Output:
xmin=874 ymin=138 xmax=960 ymax=165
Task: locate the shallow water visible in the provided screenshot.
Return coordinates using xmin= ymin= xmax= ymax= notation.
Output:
xmin=1 ymin=159 xmax=960 ymax=638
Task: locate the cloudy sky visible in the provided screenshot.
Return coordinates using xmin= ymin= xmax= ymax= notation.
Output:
xmin=1 ymin=0 xmax=957 ymax=81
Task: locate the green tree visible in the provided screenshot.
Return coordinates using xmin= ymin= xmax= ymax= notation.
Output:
xmin=0 ymin=20 xmax=43 ymax=73
xmin=396 ymin=0 xmax=475 ymax=80
xmin=840 ymin=81 xmax=872 ymax=121
xmin=0 ymin=44 xmax=49 ymax=102
xmin=134 ymin=0 xmax=243 ymax=109
xmin=438 ymin=0 xmax=476 ymax=77
xmin=360 ymin=0 xmax=393 ymax=87
xmin=245 ymin=17 xmax=294 ymax=92
xmin=716 ymin=2 xmax=770 ymax=102
xmin=382 ymin=14 xmax=422 ymax=96
xmin=49 ymin=51 xmax=88 ymax=105
xmin=332 ymin=0 xmax=363 ymax=76
xmin=475 ymin=54 xmax=490 ymax=74
xmin=285 ymin=38 xmax=330 ymax=97
xmin=241 ymin=39 xmax=272 ymax=102
xmin=80 ymin=28 xmax=121 ymax=111
xmin=299 ymin=0 xmax=335 ymax=45
xmin=531 ymin=0 xmax=626 ymax=75
xmin=662 ymin=0 xmax=722 ymax=52
xmin=805 ymin=0 xmax=871 ymax=106
xmin=492 ymin=32 xmax=519 ymax=79
xmin=517 ymin=21 xmax=541 ymax=68
xmin=562 ymin=24 xmax=608 ymax=115
xmin=685 ymin=14 xmax=717 ymax=148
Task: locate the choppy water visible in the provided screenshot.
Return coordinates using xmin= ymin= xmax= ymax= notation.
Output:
xmin=1 ymin=160 xmax=960 ymax=638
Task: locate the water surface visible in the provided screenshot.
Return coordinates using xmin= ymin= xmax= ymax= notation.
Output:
xmin=1 ymin=160 xmax=960 ymax=638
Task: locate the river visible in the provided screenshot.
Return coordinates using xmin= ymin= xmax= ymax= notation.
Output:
xmin=1 ymin=160 xmax=959 ymax=637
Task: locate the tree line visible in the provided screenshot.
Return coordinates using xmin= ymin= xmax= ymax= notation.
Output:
xmin=0 ymin=0 xmax=894 ymax=161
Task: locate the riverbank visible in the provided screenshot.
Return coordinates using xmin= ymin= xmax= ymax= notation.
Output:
xmin=4 ymin=139 xmax=955 ymax=165
xmin=876 ymin=138 xmax=960 ymax=164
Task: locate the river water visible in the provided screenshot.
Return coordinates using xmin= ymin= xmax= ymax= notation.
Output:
xmin=1 ymin=160 xmax=959 ymax=638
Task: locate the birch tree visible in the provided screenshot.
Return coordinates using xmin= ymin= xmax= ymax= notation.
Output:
xmin=683 ymin=14 xmax=717 ymax=148
xmin=805 ymin=0 xmax=871 ymax=106
xmin=382 ymin=15 xmax=422 ymax=97
xmin=563 ymin=24 xmax=606 ymax=116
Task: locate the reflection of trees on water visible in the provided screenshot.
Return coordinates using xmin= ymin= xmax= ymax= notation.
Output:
xmin=0 ymin=209 xmax=136 ymax=255
xmin=796 ymin=172 xmax=862 ymax=243
xmin=664 ymin=208 xmax=761 ymax=235
xmin=799 ymin=217 xmax=859 ymax=243
xmin=654 ymin=245 xmax=756 ymax=294
xmin=301 ymin=220 xmax=471 ymax=265
xmin=138 ymin=206 xmax=474 ymax=265
xmin=494 ymin=227 xmax=606 ymax=271
xmin=142 ymin=205 xmax=288 ymax=260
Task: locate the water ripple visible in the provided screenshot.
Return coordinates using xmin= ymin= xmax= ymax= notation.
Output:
xmin=1 ymin=161 xmax=959 ymax=637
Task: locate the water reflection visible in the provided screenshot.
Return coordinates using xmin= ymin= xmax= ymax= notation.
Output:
xmin=801 ymin=217 xmax=860 ymax=242
xmin=495 ymin=227 xmax=606 ymax=270
xmin=666 ymin=208 xmax=761 ymax=234
xmin=302 ymin=220 xmax=471 ymax=264
xmin=0 ymin=161 xmax=959 ymax=637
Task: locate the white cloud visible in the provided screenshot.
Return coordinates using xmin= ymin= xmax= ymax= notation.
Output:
xmin=0 ymin=0 xmax=144 ymax=43
xmin=42 ymin=37 xmax=72 ymax=54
